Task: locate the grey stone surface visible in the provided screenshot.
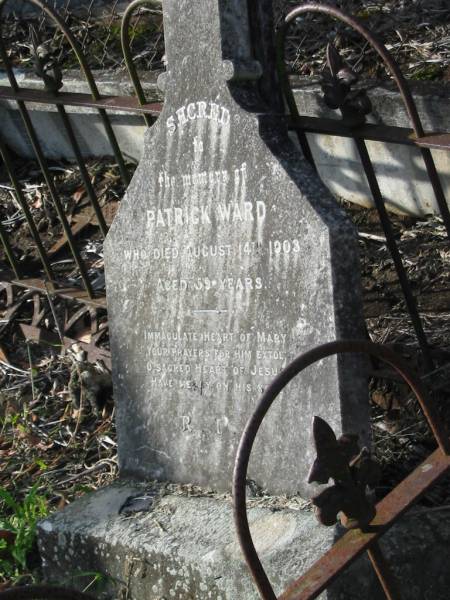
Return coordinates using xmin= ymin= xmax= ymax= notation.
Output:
xmin=37 ymin=483 xmax=450 ymax=600
xmin=292 ymin=77 xmax=450 ymax=216
xmin=104 ymin=0 xmax=368 ymax=497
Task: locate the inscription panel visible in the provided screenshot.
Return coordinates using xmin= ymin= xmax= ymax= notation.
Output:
xmin=120 ymin=139 xmax=306 ymax=407
xmin=118 ymin=127 xmax=312 ymax=409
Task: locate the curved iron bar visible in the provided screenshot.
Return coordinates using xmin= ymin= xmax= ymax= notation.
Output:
xmin=0 ymin=0 xmax=96 ymax=99
xmin=121 ymin=0 xmax=162 ymax=128
xmin=0 ymin=0 xmax=111 ymax=294
xmin=275 ymin=2 xmax=450 ymax=237
xmin=233 ymin=339 xmax=450 ymax=600
xmin=0 ymin=0 xmax=130 ymax=186
xmin=0 ymin=586 xmax=96 ymax=600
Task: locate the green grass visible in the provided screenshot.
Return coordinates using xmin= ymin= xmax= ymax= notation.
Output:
xmin=410 ymin=63 xmax=443 ymax=81
xmin=0 ymin=484 xmax=48 ymax=584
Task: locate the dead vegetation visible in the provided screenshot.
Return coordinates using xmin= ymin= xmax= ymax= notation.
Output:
xmin=0 ymin=156 xmax=134 ymax=290
xmin=2 ymin=0 xmax=165 ymax=73
xmin=2 ymin=1 xmax=450 ymax=80
xmin=0 ymin=159 xmax=448 ymax=542
xmin=0 ymin=0 xmax=449 ymax=587
xmin=346 ymin=204 xmax=450 ymax=505
xmin=275 ymin=0 xmax=450 ymax=81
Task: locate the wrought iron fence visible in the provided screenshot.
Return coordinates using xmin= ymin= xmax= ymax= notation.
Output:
xmin=0 ymin=0 xmax=162 ymax=366
xmin=0 ymin=0 xmax=448 ymax=371
xmin=0 ymin=2 xmax=449 ymax=597
xmin=277 ymin=3 xmax=450 ymax=374
xmin=233 ymin=339 xmax=450 ymax=600
xmin=235 ymin=6 xmax=450 ymax=596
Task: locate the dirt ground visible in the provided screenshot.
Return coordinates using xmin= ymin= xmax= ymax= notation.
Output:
xmin=276 ymin=0 xmax=450 ymax=81
xmin=0 ymin=158 xmax=449 ymax=534
xmin=0 ymin=0 xmax=449 ymax=587
xmin=2 ymin=0 xmax=450 ymax=78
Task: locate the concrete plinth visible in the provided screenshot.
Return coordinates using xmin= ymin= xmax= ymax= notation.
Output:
xmin=37 ymin=483 xmax=450 ymax=599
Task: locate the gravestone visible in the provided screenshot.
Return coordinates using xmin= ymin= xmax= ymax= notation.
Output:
xmin=104 ymin=0 xmax=368 ymax=496
xmin=38 ymin=5 xmax=448 ymax=597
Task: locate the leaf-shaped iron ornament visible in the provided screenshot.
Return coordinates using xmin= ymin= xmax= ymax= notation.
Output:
xmin=29 ymin=25 xmax=63 ymax=93
xmin=321 ymin=43 xmax=372 ymax=128
xmin=308 ymin=416 xmax=381 ymax=529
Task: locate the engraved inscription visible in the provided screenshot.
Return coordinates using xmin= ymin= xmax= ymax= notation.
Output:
xmin=104 ymin=0 xmax=367 ymax=497
xmin=133 ymin=124 xmax=299 ymax=397
xmin=166 ymin=100 xmax=231 ymax=134
xmin=143 ymin=327 xmax=288 ymax=397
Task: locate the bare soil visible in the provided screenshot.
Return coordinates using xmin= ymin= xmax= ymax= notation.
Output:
xmin=2 ymin=1 xmax=449 ymax=79
xmin=0 ymin=160 xmax=449 ymax=549
xmin=275 ymin=0 xmax=450 ymax=81
xmin=0 ymin=0 xmax=449 ymax=585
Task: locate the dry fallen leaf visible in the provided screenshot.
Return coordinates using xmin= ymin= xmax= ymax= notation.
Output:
xmin=371 ymin=389 xmax=402 ymax=411
xmin=32 ymin=192 xmax=42 ymax=209
xmin=72 ymin=186 xmax=86 ymax=203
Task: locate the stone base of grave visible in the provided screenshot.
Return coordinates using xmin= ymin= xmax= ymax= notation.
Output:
xmin=37 ymin=482 xmax=450 ymax=600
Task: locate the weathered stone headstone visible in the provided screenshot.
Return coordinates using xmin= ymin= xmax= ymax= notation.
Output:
xmin=104 ymin=0 xmax=368 ymax=496
xmin=38 ymin=6 xmax=447 ymax=597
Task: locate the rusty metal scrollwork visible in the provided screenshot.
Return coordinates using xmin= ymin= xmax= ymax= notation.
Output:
xmin=308 ymin=416 xmax=380 ymax=530
xmin=233 ymin=339 xmax=450 ymax=600
xmin=321 ymin=43 xmax=372 ymax=128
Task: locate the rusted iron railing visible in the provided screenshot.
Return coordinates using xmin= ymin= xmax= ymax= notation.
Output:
xmin=0 ymin=0 xmax=162 ymax=298
xmin=0 ymin=0 xmax=126 ymax=299
xmin=0 ymin=0 xmax=159 ymax=282
xmin=275 ymin=3 xmax=450 ymax=373
xmin=121 ymin=0 xmax=162 ymax=128
xmin=0 ymin=0 xmax=162 ymax=365
xmin=233 ymin=339 xmax=450 ymax=599
xmin=0 ymin=1 xmax=448 ymax=373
